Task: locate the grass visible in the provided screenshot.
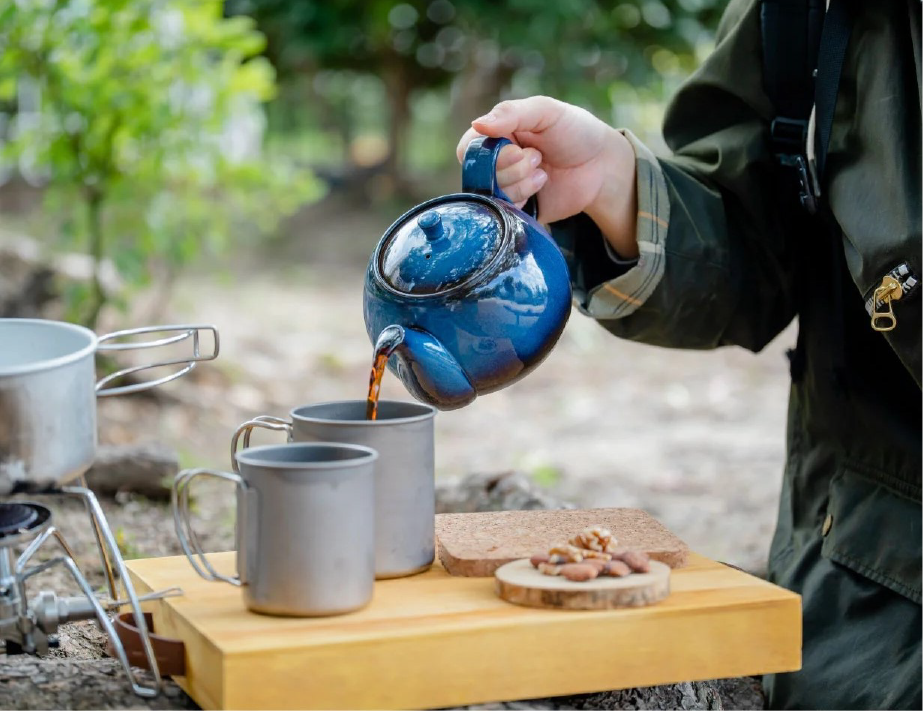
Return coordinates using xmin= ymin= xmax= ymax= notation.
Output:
xmin=529 ymin=464 xmax=563 ymax=488
xmin=115 ymin=526 xmax=145 ymax=560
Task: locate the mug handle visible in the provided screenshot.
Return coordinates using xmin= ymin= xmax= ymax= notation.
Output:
xmin=230 ymin=416 xmax=293 ymax=473
xmin=172 ymin=468 xmax=245 ymax=586
xmin=461 ymin=136 xmax=539 ymax=219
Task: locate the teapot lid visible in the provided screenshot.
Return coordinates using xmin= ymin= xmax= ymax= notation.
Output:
xmin=378 ymin=196 xmax=506 ymax=295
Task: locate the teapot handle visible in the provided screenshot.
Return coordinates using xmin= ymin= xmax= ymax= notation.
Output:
xmin=462 ymin=136 xmax=539 ymax=219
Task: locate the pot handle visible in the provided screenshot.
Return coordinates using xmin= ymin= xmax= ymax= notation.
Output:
xmin=462 ymin=136 xmax=539 ymax=219
xmin=95 ymin=324 xmax=220 ymax=397
xmin=230 ymin=416 xmax=293 ymax=473
xmin=172 ymin=467 xmax=245 ymax=586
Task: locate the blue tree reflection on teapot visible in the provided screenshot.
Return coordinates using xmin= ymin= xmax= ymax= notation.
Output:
xmin=363 ymin=136 xmax=572 ymax=410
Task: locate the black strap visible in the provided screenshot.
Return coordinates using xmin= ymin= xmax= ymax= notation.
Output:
xmin=812 ymin=0 xmax=855 ymax=182
xmin=811 ymin=1 xmax=856 ymax=394
xmin=761 ymin=0 xmax=825 ymax=127
xmin=761 ymin=0 xmax=824 ymax=212
xmin=761 ymin=0 xmax=855 ymax=210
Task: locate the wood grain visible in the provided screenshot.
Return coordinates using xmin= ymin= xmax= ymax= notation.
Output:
xmin=126 ymin=551 xmax=800 ymax=710
xmin=436 ymin=508 xmax=689 ymax=576
xmin=495 ymin=559 xmax=671 ymax=610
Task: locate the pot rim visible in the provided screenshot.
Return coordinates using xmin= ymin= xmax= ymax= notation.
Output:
xmin=290 ymin=399 xmax=437 ymax=426
xmin=0 ymin=318 xmax=98 ymax=377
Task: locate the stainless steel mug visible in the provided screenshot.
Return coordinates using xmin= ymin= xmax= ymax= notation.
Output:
xmin=233 ymin=400 xmax=436 ymax=579
xmin=172 ymin=442 xmax=377 ymax=617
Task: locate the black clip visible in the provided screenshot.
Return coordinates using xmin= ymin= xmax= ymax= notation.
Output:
xmin=772 ymin=117 xmax=818 ymax=215
xmin=770 ymin=117 xmax=808 ymax=154
xmin=792 ymin=155 xmax=818 ymax=214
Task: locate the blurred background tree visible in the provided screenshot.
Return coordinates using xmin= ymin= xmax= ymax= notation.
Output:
xmin=225 ymin=0 xmax=724 ymax=196
xmin=0 ymin=0 xmax=320 ymax=328
xmin=0 ymin=0 xmax=726 ymax=323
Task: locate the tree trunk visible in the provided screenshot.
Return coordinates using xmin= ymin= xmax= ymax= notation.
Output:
xmin=82 ymin=188 xmax=106 ymax=330
xmin=382 ymin=62 xmax=412 ymax=194
xmin=449 ymin=63 xmax=515 ymax=146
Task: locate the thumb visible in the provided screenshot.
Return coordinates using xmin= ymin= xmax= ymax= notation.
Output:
xmin=471 ymin=96 xmax=565 ymax=138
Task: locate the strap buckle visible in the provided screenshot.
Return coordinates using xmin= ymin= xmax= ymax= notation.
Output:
xmin=772 ymin=117 xmax=818 ymax=215
xmin=770 ymin=117 xmax=808 ymax=155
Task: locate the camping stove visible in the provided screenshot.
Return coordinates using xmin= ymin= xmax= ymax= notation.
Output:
xmin=0 ymin=484 xmax=179 ymax=697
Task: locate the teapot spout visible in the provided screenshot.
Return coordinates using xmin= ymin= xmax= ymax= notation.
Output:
xmin=390 ymin=326 xmax=476 ymax=410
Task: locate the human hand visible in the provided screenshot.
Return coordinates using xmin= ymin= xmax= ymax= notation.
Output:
xmin=456 ymin=96 xmax=639 ymax=259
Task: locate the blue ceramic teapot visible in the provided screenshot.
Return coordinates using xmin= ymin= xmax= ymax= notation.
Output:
xmin=363 ymin=136 xmax=572 ymax=410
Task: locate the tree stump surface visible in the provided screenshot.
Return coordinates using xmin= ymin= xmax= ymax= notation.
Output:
xmin=0 ymin=471 xmax=765 ymax=710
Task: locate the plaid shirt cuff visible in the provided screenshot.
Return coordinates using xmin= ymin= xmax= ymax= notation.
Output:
xmin=580 ymin=129 xmax=669 ymax=319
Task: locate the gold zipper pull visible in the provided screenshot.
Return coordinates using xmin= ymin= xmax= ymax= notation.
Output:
xmin=871 ymin=275 xmax=903 ymax=331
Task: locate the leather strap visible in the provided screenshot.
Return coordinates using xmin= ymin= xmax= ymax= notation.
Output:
xmin=106 ymin=611 xmax=186 ymax=677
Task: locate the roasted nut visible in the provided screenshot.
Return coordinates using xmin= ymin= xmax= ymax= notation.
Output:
xmin=581 ymin=558 xmax=608 ymax=572
xmin=603 ymin=560 xmax=632 ymax=577
xmin=549 ymin=544 xmax=584 ymax=562
xmin=530 ymin=553 xmax=551 ymax=568
xmin=569 ymin=526 xmax=618 ymax=553
xmin=548 ymin=553 xmax=569 ymax=565
xmin=538 ymin=562 xmax=564 ymax=576
xmin=578 ymin=549 xmax=612 ymax=561
xmin=620 ymin=550 xmax=650 ymax=573
xmin=559 ymin=563 xmax=599 ymax=582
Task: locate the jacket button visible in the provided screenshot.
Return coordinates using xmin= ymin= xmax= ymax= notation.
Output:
xmin=822 ymin=513 xmax=833 ymax=537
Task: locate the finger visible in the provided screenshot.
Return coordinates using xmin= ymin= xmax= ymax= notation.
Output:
xmin=457 ymin=129 xmax=526 ymax=167
xmin=498 ymin=168 xmax=547 ymax=204
xmin=455 ymin=127 xmax=482 ymax=163
xmin=471 ymin=96 xmax=566 ymax=138
xmin=494 ymin=143 xmax=524 ymax=172
xmin=496 ymin=147 xmax=542 ymax=187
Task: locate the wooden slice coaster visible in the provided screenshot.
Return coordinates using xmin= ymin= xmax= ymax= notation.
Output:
xmin=494 ymin=559 xmax=671 ymax=610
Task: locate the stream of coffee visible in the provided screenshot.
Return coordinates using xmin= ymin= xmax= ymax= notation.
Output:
xmin=365 ymin=325 xmax=405 ymax=420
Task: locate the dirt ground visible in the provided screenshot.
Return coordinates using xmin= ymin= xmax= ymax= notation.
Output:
xmin=2 ymin=195 xmax=795 ymax=708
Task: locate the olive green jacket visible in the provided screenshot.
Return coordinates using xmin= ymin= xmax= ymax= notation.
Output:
xmin=551 ymin=1 xmax=922 ymax=708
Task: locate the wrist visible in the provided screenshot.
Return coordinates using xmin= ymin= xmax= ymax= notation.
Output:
xmin=584 ymin=129 xmax=639 ymax=260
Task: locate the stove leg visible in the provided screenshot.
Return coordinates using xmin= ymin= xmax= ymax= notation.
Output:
xmin=60 ymin=485 xmax=162 ymax=697
xmin=77 ymin=474 xmax=119 ymax=601
xmin=18 ymin=547 xmax=159 ymax=697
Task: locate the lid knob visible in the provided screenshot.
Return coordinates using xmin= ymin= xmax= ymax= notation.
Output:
xmin=418 ymin=212 xmax=445 ymax=242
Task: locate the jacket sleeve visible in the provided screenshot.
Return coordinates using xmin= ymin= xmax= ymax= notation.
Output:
xmin=549 ymin=0 xmax=799 ymax=352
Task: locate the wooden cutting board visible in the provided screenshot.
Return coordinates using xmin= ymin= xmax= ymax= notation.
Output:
xmin=436 ymin=508 xmax=689 ymax=577
xmin=126 ymin=552 xmax=801 ymax=710
xmin=495 ymin=559 xmax=672 ymax=610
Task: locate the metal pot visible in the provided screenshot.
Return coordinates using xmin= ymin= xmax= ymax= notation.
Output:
xmin=0 ymin=319 xmax=219 ymax=495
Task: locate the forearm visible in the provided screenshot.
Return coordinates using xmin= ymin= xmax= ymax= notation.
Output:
xmin=583 ymin=130 xmax=640 ymax=261
xmin=550 ymin=136 xmax=797 ymax=353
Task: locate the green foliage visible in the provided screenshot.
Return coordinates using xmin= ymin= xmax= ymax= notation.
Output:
xmin=115 ymin=526 xmax=145 ymax=560
xmin=529 ymin=463 xmax=563 ymax=488
xmin=228 ymin=0 xmax=726 ymax=172
xmin=231 ymin=0 xmax=723 ymax=98
xmin=0 ymin=0 xmax=321 ymax=327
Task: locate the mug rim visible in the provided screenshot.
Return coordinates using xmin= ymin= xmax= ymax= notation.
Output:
xmin=290 ymin=399 xmax=436 ymax=426
xmin=235 ymin=442 xmax=378 ymax=469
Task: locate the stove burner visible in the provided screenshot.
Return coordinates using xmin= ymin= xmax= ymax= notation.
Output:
xmin=0 ymin=503 xmax=38 ymax=536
